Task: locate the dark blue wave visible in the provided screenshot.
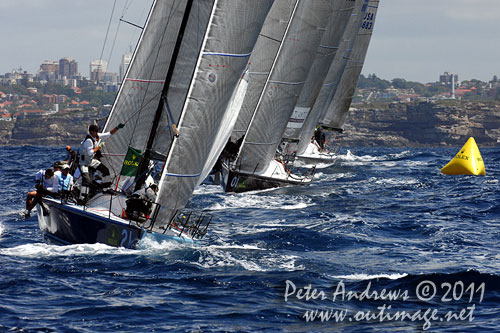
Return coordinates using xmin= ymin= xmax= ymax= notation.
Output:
xmin=1 ymin=146 xmax=500 ymax=332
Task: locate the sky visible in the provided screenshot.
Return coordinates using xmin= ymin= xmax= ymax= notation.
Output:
xmin=1 ymin=0 xmax=499 ymax=84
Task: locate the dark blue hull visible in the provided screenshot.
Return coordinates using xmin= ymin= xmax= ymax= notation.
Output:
xmin=38 ymin=199 xmax=144 ymax=249
xmin=222 ymin=166 xmax=310 ymax=193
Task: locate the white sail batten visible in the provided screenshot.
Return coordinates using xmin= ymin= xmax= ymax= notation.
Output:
xmin=320 ymin=0 xmax=379 ymax=130
xmin=236 ymin=0 xmax=334 ymax=175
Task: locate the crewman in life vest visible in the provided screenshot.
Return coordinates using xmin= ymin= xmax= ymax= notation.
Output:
xmin=57 ymin=164 xmax=74 ymax=201
xmin=79 ymin=123 xmax=124 ymax=193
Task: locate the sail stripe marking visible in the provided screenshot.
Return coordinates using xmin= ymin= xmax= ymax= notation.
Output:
xmin=268 ymin=80 xmax=306 ymax=86
xmin=249 ymin=72 xmax=269 ymax=75
xmin=320 ymin=45 xmax=340 ymax=49
xmin=164 ymin=172 xmax=201 ymax=178
xmin=203 ymin=52 xmax=252 ymax=58
xmin=125 ymin=78 xmax=165 ymax=83
xmin=244 ymin=141 xmax=279 ymax=146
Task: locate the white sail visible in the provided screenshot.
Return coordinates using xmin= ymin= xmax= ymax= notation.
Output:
xmin=294 ymin=0 xmax=367 ymax=155
xmin=102 ymin=0 xmax=187 ymax=183
xmin=282 ymin=0 xmax=355 ymax=142
xmin=320 ymin=0 xmax=379 ymax=130
xmin=235 ymin=0 xmax=334 ymax=175
xmin=230 ymin=0 xmax=300 ymax=143
xmin=154 ymin=0 xmax=274 ymax=227
xmin=102 ymin=0 xmax=274 ymax=228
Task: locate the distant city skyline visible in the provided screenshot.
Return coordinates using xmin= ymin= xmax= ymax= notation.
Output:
xmin=1 ymin=0 xmax=499 ymax=83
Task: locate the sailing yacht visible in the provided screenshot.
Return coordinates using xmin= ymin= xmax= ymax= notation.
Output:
xmin=219 ymin=0 xmax=334 ymax=193
xmin=295 ymin=0 xmax=379 ymax=165
xmin=280 ymin=0 xmax=358 ymax=166
xmin=36 ymin=0 xmax=274 ymax=248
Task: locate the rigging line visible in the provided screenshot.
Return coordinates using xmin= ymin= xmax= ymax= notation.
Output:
xmin=176 ymin=0 xmax=218 ymax=217
xmin=121 ymin=0 xmax=133 ymax=17
xmin=104 ymin=0 xmax=139 ymax=69
xmin=235 ymin=0 xmax=301 ymax=163
xmin=97 ymin=0 xmax=118 ymax=81
xmin=101 ymin=89 xmax=162 ymax=178
xmin=119 ymin=18 xmax=144 ymax=30
xmin=105 ymin=18 xmax=122 ymax=78
xmin=128 ymin=0 xmax=183 ymax=151
xmin=100 ymin=1 xmax=157 ymax=181
xmin=134 ymin=0 xmax=194 ymax=194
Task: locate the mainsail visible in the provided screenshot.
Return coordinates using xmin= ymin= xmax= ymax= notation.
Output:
xmin=294 ymin=0 xmax=366 ymax=155
xmin=319 ymin=0 xmax=379 ymax=130
xmin=281 ymin=0 xmax=355 ymax=142
xmin=234 ymin=0 xmax=334 ymax=175
xmin=102 ymin=0 xmax=274 ymax=228
xmin=230 ymin=0 xmax=301 ymax=143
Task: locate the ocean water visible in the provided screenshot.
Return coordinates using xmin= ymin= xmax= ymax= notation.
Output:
xmin=1 ymin=145 xmax=500 ymax=332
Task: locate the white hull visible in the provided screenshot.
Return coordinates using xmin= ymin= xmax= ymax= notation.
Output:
xmin=295 ymin=142 xmax=338 ymax=167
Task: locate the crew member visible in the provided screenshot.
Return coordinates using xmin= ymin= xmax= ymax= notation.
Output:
xmin=24 ymin=168 xmax=59 ymax=217
xmin=65 ymin=145 xmax=78 ymax=174
xmin=125 ymin=183 xmax=158 ymax=220
xmin=58 ymin=164 xmax=74 ymax=201
xmin=79 ymin=123 xmax=124 ymax=191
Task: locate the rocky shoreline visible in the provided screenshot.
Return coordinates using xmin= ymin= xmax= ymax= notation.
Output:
xmin=0 ymin=101 xmax=499 ymax=148
xmin=342 ymin=101 xmax=500 ymax=147
xmin=0 ymin=110 xmax=100 ymax=147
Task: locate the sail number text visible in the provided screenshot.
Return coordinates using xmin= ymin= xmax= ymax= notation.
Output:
xmin=361 ymin=12 xmax=374 ymax=30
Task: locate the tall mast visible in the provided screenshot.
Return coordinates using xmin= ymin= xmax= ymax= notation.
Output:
xmin=135 ymin=0 xmax=194 ymax=190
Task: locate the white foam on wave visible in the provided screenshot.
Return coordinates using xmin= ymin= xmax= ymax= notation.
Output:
xmin=208 ymin=243 xmax=265 ymax=251
xmin=405 ymin=160 xmax=429 ymax=167
xmin=193 ymin=184 xmax=223 ymax=195
xmin=0 ymin=208 xmax=26 ymax=217
xmin=313 ymin=171 xmax=324 ymax=179
xmin=0 ymin=237 xmax=196 ymax=259
xmin=0 ymin=222 xmax=4 ymax=237
xmin=332 ymin=273 xmax=408 ymax=280
xmin=338 ymin=150 xmax=378 ymax=162
xmin=0 ymin=242 xmax=136 ymax=258
xmin=207 ymin=192 xmax=313 ymax=211
xmin=282 ymin=202 xmax=309 ymax=210
xmin=373 ymin=177 xmax=420 ymax=186
xmin=195 ymin=244 xmax=304 ymax=272
xmin=136 ymin=234 xmax=194 ymax=254
xmin=389 ymin=150 xmax=412 ymax=160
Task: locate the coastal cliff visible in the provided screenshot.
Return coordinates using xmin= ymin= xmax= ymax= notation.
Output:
xmin=1 ymin=110 xmax=100 ymax=147
xmin=341 ymin=101 xmax=500 ymax=147
xmin=0 ymin=101 xmax=499 ymax=147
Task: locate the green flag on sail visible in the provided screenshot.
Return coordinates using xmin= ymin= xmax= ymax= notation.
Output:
xmin=120 ymin=146 xmax=142 ymax=177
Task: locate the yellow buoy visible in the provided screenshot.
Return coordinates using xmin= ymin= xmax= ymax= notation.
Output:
xmin=441 ymin=137 xmax=486 ymax=175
